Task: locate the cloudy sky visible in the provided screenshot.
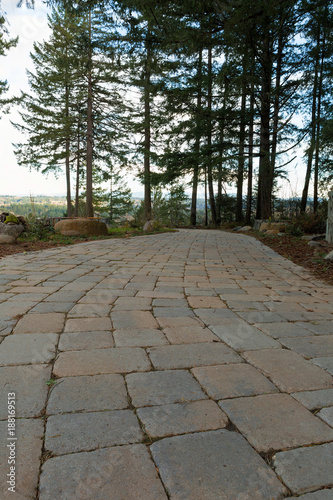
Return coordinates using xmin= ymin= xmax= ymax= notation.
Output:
xmin=0 ymin=0 xmax=306 ymax=199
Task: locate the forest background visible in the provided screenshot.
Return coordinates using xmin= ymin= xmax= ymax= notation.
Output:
xmin=0 ymin=0 xmax=333 ymax=228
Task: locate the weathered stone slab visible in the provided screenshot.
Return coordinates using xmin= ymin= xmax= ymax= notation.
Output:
xmin=43 ymin=290 xmax=85 ymax=302
xmin=64 ymin=317 xmax=112 ymax=332
xmin=211 ymin=323 xmax=280 ymax=351
xmin=153 ymin=306 xmax=194 ymax=317
xmin=220 ymin=394 xmax=333 ymax=453
xmin=243 ymin=349 xmax=333 ymax=393
xmin=137 ymin=400 xmax=227 ymax=438
xmin=30 ymin=301 xmax=76 ymax=313
xmin=256 ymin=322 xmax=315 ymax=338
xmin=39 ymin=445 xmax=167 ymax=500
xmin=0 ymin=333 xmax=58 ymax=366
xmin=45 ymin=410 xmax=143 ymax=455
xmin=296 ymin=321 xmax=333 ymax=335
xmin=112 ymin=297 xmax=152 ymax=310
xmin=237 ymin=311 xmax=287 ymax=324
xmin=193 ymin=308 xmax=239 ymax=325
xmin=317 ymin=407 xmax=333 ymax=427
xmin=152 ymin=298 xmax=188 ymax=307
xmin=289 ymin=491 xmax=333 ymax=499
xmin=67 ymin=303 xmax=112 ymax=317
xmin=279 ymin=336 xmax=333 ymax=358
xmin=273 ymin=442 xmax=333 ymax=494
xmin=148 ymin=343 xmax=242 ymax=370
xmin=58 ymin=331 xmax=114 ymax=351
xmin=187 ymin=296 xmax=226 ymax=308
xmin=111 ymin=311 xmax=158 ymax=329
xmin=192 ymin=363 xmax=278 ymax=399
xmin=0 ymin=301 xmax=39 ymax=319
xmin=126 ymin=369 xmax=207 ymax=407
xmin=14 ymin=312 xmax=65 ymax=334
xmin=163 ymin=326 xmax=219 ymax=344
xmin=53 ymin=347 xmax=151 ymax=377
xmin=113 ymin=328 xmax=167 ymax=347
xmin=312 ymin=357 xmax=333 ymax=375
xmin=0 ymin=419 xmax=44 ymax=499
xmin=150 ymin=430 xmax=287 ymax=499
xmin=0 ymin=364 xmax=51 ymax=419
xmin=292 ymin=388 xmax=333 ymax=410
xmin=47 ymin=374 xmax=128 ymax=414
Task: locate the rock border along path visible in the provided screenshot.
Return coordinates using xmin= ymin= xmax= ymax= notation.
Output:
xmin=0 ymin=229 xmax=333 ymax=499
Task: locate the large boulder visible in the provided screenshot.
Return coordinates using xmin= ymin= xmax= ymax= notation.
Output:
xmin=0 ymin=222 xmax=25 ymax=244
xmin=143 ymin=220 xmax=159 ymax=232
xmin=54 ymin=218 xmax=108 ymax=237
xmin=260 ymin=221 xmax=286 ymax=234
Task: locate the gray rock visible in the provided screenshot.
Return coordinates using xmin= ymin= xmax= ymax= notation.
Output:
xmin=324 ymin=250 xmax=333 ymax=261
xmin=308 ymin=240 xmax=321 ymax=247
xmin=143 ymin=220 xmax=156 ymax=232
xmin=0 ymin=222 xmax=24 ymax=243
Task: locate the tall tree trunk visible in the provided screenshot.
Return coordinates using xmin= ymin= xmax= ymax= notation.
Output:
xmin=245 ymin=82 xmax=255 ymax=225
xmin=313 ymin=34 xmax=325 ymax=213
xmin=216 ymin=75 xmax=229 ymax=224
xmin=86 ymin=9 xmax=94 ymax=217
xmin=191 ymin=49 xmax=202 ymax=227
xmin=204 ymin=167 xmax=208 ymax=226
xmin=236 ymin=60 xmax=247 ymax=222
xmin=207 ymin=43 xmax=217 ymax=225
xmin=300 ymin=29 xmax=320 ymax=213
xmin=144 ymin=29 xmax=152 ymax=222
xmin=258 ymin=24 xmax=273 ymax=219
xmin=74 ymin=123 xmax=80 ymax=217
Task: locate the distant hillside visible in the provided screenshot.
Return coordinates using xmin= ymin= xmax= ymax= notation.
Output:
xmin=0 ymin=195 xmax=67 ymax=218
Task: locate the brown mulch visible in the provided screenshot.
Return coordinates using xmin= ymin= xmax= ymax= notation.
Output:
xmin=1 ymin=230 xmax=333 ymax=287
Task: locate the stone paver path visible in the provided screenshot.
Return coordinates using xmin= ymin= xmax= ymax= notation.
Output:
xmin=0 ymin=229 xmax=333 ymax=499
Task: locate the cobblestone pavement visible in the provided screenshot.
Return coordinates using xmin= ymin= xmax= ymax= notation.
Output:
xmin=1 ymin=229 xmax=333 ymax=499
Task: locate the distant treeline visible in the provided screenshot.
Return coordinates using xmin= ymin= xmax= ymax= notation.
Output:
xmin=0 ymin=203 xmax=67 ymax=218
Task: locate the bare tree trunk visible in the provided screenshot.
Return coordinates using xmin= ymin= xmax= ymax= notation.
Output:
xmin=190 ymin=49 xmax=202 ymax=227
xmin=216 ymin=75 xmax=229 ymax=224
xmin=86 ymin=9 xmax=94 ymax=217
xmin=207 ymin=43 xmax=217 ymax=225
xmin=74 ymin=124 xmax=80 ymax=217
xmin=245 ymin=82 xmax=255 ymax=225
xmin=270 ymin=25 xmax=283 ymax=197
xmin=144 ymin=29 xmax=152 ymax=222
xmin=314 ymin=35 xmax=325 ymax=213
xmin=236 ymin=60 xmax=247 ymax=222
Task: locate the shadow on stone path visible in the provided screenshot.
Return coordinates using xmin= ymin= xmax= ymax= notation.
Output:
xmin=0 ymin=229 xmax=333 ymax=499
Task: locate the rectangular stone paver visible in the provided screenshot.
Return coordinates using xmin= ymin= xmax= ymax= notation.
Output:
xmin=53 ymin=348 xmax=151 ymax=377
xmin=0 ymin=333 xmax=58 ymax=366
xmin=163 ymin=326 xmax=219 ymax=344
xmin=312 ymin=357 xmax=333 ymax=375
xmin=150 ymin=430 xmax=288 ymax=499
xmin=220 ymin=393 xmax=333 ymax=453
xmin=192 ymin=363 xmax=278 ymax=400
xmin=279 ymin=336 xmax=333 ymax=358
xmin=273 ymin=442 xmax=333 ymax=495
xmin=111 ymin=311 xmax=158 ymax=329
xmin=289 ymin=490 xmax=333 ymax=499
xmin=0 ymin=419 xmax=44 ymax=499
xmin=39 ymin=445 xmax=167 ymax=500
xmin=45 ymin=410 xmax=143 ymax=455
xmin=187 ymin=296 xmax=226 ymax=308
xmin=0 ymin=364 xmax=51 ymax=419
xmin=58 ymin=331 xmax=114 ymax=351
xmin=317 ymin=407 xmax=333 ymax=427
xmin=64 ymin=317 xmax=112 ymax=332
xmin=211 ymin=323 xmax=280 ymax=351
xmin=13 ymin=312 xmax=65 ymax=334
xmin=112 ymin=297 xmax=152 ymax=310
xmin=148 ymin=343 xmax=242 ymax=370
xmin=292 ymin=388 xmax=333 ymax=410
xmin=126 ymin=370 xmax=207 ymax=407
xmin=137 ymin=400 xmax=228 ymax=438
xmin=67 ymin=304 xmax=112 ymax=317
xmin=256 ymin=322 xmax=315 ymax=338
xmin=243 ymin=348 xmax=333 ymax=393
xmin=113 ymin=328 xmax=168 ymax=347
xmin=47 ymin=374 xmax=128 ymax=414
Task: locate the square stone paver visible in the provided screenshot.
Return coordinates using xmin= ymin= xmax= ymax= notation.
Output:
xmin=148 ymin=343 xmax=242 ymax=370
xmin=47 ymin=374 xmax=128 ymax=414
xmin=0 ymin=333 xmax=58 ymax=366
xmin=219 ymin=393 xmax=333 ymax=453
xmin=0 ymin=419 xmax=44 ymax=499
xmin=113 ymin=329 xmax=168 ymax=347
xmin=292 ymin=388 xmax=333 ymax=410
xmin=150 ymin=430 xmax=287 ymax=499
xmin=192 ymin=363 xmax=278 ymax=400
xmin=111 ymin=311 xmax=158 ymax=329
xmin=137 ymin=400 xmax=228 ymax=438
xmin=13 ymin=312 xmax=65 ymax=334
xmin=58 ymin=331 xmax=114 ymax=351
xmin=243 ymin=349 xmax=333 ymax=393
xmin=279 ymin=336 xmax=333 ymax=358
xmin=45 ymin=410 xmax=143 ymax=455
xmin=163 ymin=326 xmax=219 ymax=344
xmin=39 ymin=445 xmax=167 ymax=500
xmin=126 ymin=370 xmax=207 ymax=407
xmin=273 ymin=442 xmax=333 ymax=495
xmin=0 ymin=364 xmax=51 ymax=419
xmin=211 ymin=323 xmax=280 ymax=351
xmin=64 ymin=317 xmax=112 ymax=332
xmin=53 ymin=347 xmax=151 ymax=377
xmin=256 ymin=322 xmax=315 ymax=338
